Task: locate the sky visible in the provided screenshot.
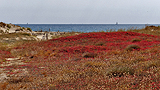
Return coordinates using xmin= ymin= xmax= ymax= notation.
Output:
xmin=0 ymin=0 xmax=160 ymax=24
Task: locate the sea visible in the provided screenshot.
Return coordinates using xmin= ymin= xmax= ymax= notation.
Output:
xmin=16 ymin=24 xmax=160 ymax=33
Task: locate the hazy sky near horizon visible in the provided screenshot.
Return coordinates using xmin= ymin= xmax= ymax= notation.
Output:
xmin=0 ymin=0 xmax=160 ymax=24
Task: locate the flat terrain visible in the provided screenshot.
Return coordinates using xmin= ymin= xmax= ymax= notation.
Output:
xmin=0 ymin=26 xmax=160 ymax=89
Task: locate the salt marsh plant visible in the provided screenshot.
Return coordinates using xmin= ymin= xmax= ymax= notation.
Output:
xmin=125 ymin=44 xmax=140 ymax=51
xmin=131 ymin=38 xmax=141 ymax=43
xmin=106 ymin=65 xmax=135 ymax=77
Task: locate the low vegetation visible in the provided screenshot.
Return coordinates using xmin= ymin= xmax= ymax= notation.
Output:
xmin=0 ymin=26 xmax=160 ymax=89
xmin=0 ymin=22 xmax=6 ymax=28
xmin=7 ymin=24 xmax=11 ymax=29
xmin=51 ymin=31 xmax=81 ymax=39
xmin=131 ymin=38 xmax=141 ymax=43
xmin=125 ymin=44 xmax=140 ymax=51
xmin=27 ymin=27 xmax=32 ymax=31
xmin=0 ymin=33 xmax=31 ymax=38
xmin=128 ymin=25 xmax=160 ymax=36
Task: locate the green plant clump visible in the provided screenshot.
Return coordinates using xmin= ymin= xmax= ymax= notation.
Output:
xmin=125 ymin=44 xmax=140 ymax=51
xmin=7 ymin=24 xmax=11 ymax=28
xmin=0 ymin=30 xmax=4 ymax=33
xmin=106 ymin=66 xmax=135 ymax=77
xmin=27 ymin=27 xmax=32 ymax=31
xmin=21 ymin=33 xmax=31 ymax=36
xmin=131 ymin=38 xmax=141 ymax=43
xmin=0 ymin=22 xmax=6 ymax=28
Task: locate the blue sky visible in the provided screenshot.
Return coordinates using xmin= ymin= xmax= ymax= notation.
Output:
xmin=0 ymin=0 xmax=160 ymax=24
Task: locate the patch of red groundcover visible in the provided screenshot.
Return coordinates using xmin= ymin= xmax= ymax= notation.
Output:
xmin=5 ymin=31 xmax=160 ymax=89
xmin=41 ymin=31 xmax=160 ymax=54
xmin=31 ymin=31 xmax=160 ymax=89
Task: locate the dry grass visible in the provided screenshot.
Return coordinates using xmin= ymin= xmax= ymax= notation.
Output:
xmin=0 ymin=33 xmax=37 ymax=51
xmin=51 ymin=31 xmax=81 ymax=39
xmin=0 ymin=33 xmax=31 ymax=38
xmin=128 ymin=26 xmax=160 ymax=36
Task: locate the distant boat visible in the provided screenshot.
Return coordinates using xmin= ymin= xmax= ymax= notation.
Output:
xmin=116 ymin=22 xmax=118 ymax=25
xmin=27 ymin=23 xmax=28 ymax=24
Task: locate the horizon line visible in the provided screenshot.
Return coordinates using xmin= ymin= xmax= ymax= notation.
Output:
xmin=13 ymin=23 xmax=160 ymax=25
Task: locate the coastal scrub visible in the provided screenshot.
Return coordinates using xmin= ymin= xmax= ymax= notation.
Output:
xmin=0 ymin=29 xmax=160 ymax=89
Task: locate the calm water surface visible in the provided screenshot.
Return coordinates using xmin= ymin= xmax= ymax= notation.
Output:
xmin=16 ymin=24 xmax=160 ymax=33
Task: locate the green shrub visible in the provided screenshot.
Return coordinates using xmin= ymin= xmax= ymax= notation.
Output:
xmin=21 ymin=33 xmax=31 ymax=36
xmin=106 ymin=66 xmax=135 ymax=77
xmin=0 ymin=22 xmax=6 ymax=27
xmin=0 ymin=30 xmax=4 ymax=33
xmin=95 ymin=42 xmax=104 ymax=46
xmin=125 ymin=44 xmax=140 ymax=51
xmin=7 ymin=24 xmax=11 ymax=28
xmin=15 ymin=29 xmax=21 ymax=31
xmin=27 ymin=27 xmax=32 ymax=31
xmin=131 ymin=38 xmax=141 ymax=43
